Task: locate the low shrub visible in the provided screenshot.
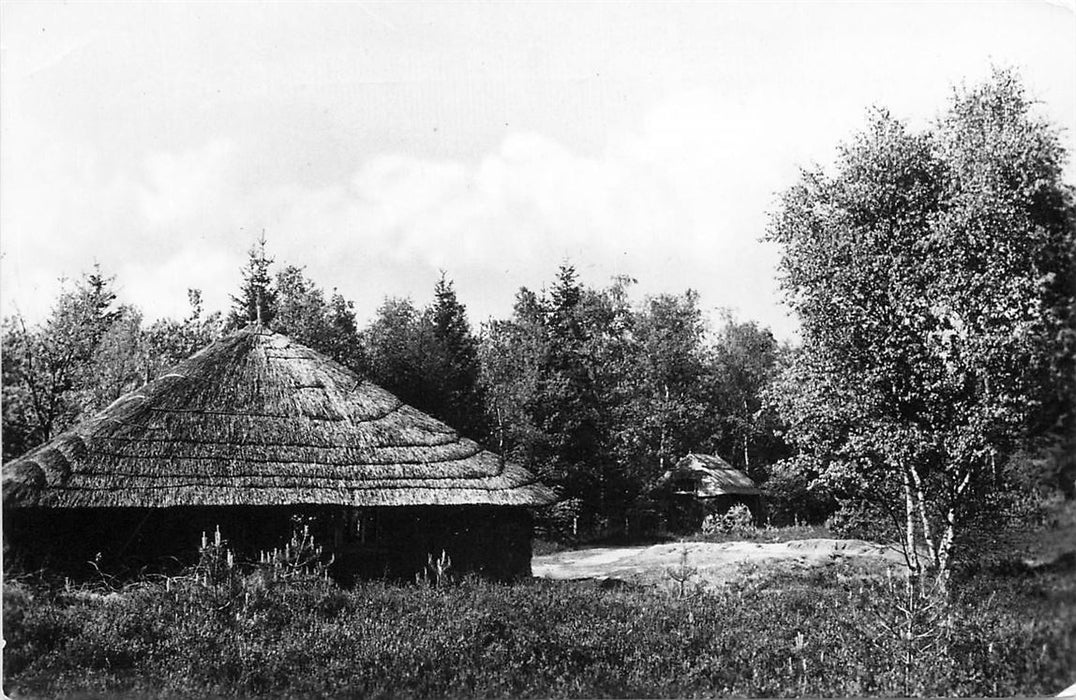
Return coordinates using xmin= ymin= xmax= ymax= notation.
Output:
xmin=701 ymin=503 xmax=754 ymax=536
xmin=4 ymin=562 xmax=1073 ymax=698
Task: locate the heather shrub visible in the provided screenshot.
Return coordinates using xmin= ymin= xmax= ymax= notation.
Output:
xmin=701 ymin=503 xmax=754 ymax=536
xmin=4 ymin=563 xmax=1073 ymax=697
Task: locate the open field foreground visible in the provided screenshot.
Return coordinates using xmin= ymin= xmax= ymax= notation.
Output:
xmin=4 ymin=555 xmax=1074 ymax=698
xmin=533 ymin=538 xmax=909 ymax=587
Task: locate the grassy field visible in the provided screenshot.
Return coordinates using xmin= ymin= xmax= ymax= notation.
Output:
xmin=4 ymin=557 xmax=1074 ymax=698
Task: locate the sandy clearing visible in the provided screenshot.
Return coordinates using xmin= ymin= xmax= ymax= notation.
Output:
xmin=532 ymin=538 xmax=909 ymax=587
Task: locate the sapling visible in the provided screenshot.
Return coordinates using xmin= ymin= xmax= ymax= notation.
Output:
xmin=666 ymin=549 xmax=699 ymax=598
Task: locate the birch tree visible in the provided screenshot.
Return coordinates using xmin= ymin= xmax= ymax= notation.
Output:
xmin=768 ymin=71 xmax=1075 ymax=584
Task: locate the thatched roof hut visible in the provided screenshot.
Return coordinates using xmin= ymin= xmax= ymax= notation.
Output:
xmin=654 ymin=453 xmax=762 ymax=530
xmin=3 ymin=328 xmax=554 ymax=580
xmin=656 ymin=453 xmax=760 ymax=498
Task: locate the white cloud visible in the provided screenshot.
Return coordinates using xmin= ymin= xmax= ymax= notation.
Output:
xmin=137 ymin=139 xmax=238 ymax=226
xmin=228 ymin=88 xmax=794 ymax=331
xmin=1 ymin=88 xmax=800 ymax=336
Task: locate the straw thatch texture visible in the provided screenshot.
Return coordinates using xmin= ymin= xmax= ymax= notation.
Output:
xmin=3 ymin=329 xmax=555 ymax=509
xmin=656 ymin=453 xmax=760 ymax=497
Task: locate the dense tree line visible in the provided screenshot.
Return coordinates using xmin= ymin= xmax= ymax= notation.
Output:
xmin=1 ymin=251 xmax=787 ymax=534
xmin=471 ymin=267 xmax=787 ymax=531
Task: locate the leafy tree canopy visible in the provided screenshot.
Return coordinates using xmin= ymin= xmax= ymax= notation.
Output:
xmin=767 ymin=69 xmax=1076 ymax=578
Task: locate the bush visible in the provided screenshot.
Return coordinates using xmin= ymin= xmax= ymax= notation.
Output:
xmin=701 ymin=504 xmax=754 ymax=536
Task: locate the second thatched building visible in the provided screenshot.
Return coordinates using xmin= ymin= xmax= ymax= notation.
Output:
xmin=653 ymin=453 xmax=763 ymax=530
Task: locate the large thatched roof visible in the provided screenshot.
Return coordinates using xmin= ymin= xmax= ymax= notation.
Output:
xmin=3 ymin=328 xmax=555 ymax=509
xmin=655 ymin=453 xmax=759 ymax=497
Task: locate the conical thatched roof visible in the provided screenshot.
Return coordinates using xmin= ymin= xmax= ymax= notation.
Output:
xmin=3 ymin=328 xmax=555 ymax=509
xmin=655 ymin=453 xmax=759 ymax=497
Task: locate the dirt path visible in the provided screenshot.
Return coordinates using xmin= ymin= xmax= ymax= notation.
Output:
xmin=533 ymin=538 xmax=908 ymax=587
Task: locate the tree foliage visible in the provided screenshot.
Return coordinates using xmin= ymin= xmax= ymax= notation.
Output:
xmin=609 ymin=290 xmax=713 ymax=493
xmin=225 ymin=240 xmax=364 ymax=371
xmin=425 ymin=274 xmax=487 ymax=439
xmin=3 ymin=268 xmax=152 ymax=459
xmin=2 ymin=259 xmax=793 ymax=538
xmin=479 ymin=298 xmax=547 ymax=460
xmin=272 ymin=265 xmax=363 ymax=372
xmin=228 ymin=235 xmax=277 ymax=330
xmin=474 ymin=265 xmax=786 ymax=533
xmin=767 ymin=70 xmax=1076 ymax=577
xmin=142 ymin=289 xmax=223 ymax=380
xmin=708 ymin=316 xmax=788 ymax=481
xmin=362 ymin=296 xmax=428 ymax=408
xmin=361 ymin=274 xmax=487 ymax=441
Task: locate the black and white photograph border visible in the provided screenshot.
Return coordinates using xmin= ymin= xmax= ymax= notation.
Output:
xmin=2 ymin=1 xmax=1075 ymax=697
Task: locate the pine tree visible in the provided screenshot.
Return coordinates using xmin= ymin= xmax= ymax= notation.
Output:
xmin=427 ymin=272 xmax=487 ymax=440
xmin=228 ymin=234 xmax=277 ymax=329
xmin=325 ymin=291 xmax=365 ymax=372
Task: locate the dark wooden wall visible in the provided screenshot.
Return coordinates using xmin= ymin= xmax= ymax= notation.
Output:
xmin=3 ymin=505 xmax=298 ymax=577
xmin=326 ymin=506 xmax=533 ymax=584
xmin=3 ymin=504 xmax=534 ymax=583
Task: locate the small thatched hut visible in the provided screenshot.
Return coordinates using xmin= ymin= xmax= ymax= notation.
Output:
xmin=3 ymin=328 xmax=555 ymax=581
xmin=654 ymin=453 xmax=762 ymax=529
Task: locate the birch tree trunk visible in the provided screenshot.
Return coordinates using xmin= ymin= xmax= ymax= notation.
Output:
xmin=901 ymin=466 xmax=922 ymax=581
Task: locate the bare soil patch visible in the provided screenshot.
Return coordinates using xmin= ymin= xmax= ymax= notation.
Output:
xmin=532 ymin=538 xmax=909 ymax=587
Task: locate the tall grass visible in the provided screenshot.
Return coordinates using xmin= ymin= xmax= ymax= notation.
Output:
xmin=4 ymin=562 xmax=1073 ymax=698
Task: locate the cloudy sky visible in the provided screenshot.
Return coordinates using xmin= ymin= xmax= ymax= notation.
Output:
xmin=2 ymin=1 xmax=1074 ymax=339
